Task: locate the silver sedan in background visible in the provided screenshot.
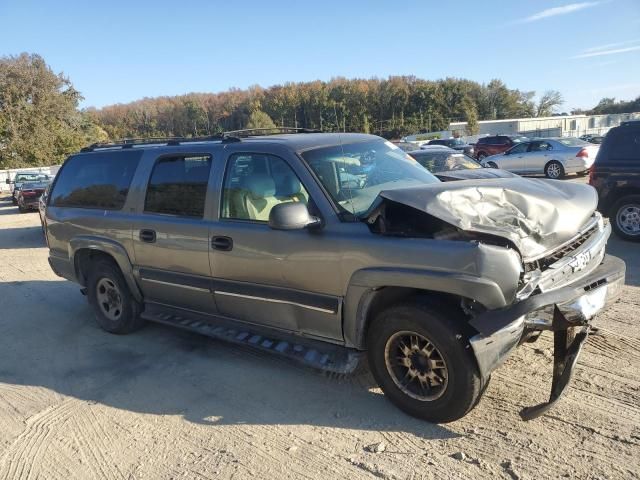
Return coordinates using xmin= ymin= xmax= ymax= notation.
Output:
xmin=480 ymin=137 xmax=599 ymax=179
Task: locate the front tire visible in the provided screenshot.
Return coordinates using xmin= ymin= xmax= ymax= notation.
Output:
xmin=366 ymin=301 xmax=482 ymax=423
xmin=486 ymin=161 xmax=499 ymax=169
xmin=87 ymin=260 xmax=144 ymax=334
xmin=611 ymin=195 xmax=640 ymax=242
xmin=544 ymin=160 xmax=565 ymax=179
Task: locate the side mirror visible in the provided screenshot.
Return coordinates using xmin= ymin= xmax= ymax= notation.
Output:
xmin=269 ymin=202 xmax=322 ymax=231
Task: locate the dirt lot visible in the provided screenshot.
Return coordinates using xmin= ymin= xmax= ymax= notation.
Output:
xmin=0 ymin=184 xmax=638 ymax=480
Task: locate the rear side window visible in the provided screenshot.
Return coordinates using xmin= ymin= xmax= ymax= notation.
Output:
xmin=144 ymin=155 xmax=212 ymax=217
xmin=51 ymin=151 xmax=141 ymax=209
xmin=604 ymin=129 xmax=640 ymax=160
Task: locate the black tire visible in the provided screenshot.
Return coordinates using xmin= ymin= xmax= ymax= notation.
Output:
xmin=87 ymin=259 xmax=144 ymax=334
xmin=17 ymin=203 xmax=26 ymax=213
xmin=366 ymin=301 xmax=482 ymax=423
xmin=544 ymin=160 xmax=565 ymax=179
xmin=11 ymin=196 xmax=18 ymax=206
xmin=486 ymin=161 xmax=499 ymax=169
xmin=611 ymin=195 xmax=640 ymax=242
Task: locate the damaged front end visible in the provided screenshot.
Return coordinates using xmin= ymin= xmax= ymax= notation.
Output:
xmin=365 ymin=178 xmax=626 ymax=420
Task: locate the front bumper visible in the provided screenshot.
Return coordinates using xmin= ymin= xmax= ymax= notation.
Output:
xmin=468 ymin=254 xmax=625 ymax=419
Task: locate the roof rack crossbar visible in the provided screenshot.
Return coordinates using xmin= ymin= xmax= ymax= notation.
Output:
xmin=80 ymin=127 xmax=321 ymax=152
xmin=223 ymin=127 xmax=321 ymax=137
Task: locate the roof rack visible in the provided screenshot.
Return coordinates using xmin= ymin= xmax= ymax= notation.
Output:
xmin=223 ymin=127 xmax=321 ymax=137
xmin=80 ymin=134 xmax=242 ymax=152
xmin=80 ymin=127 xmax=322 ymax=152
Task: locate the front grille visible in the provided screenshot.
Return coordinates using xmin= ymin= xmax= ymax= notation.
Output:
xmin=525 ymin=223 xmax=598 ymax=273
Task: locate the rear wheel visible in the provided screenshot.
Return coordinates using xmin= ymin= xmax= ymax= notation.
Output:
xmin=486 ymin=161 xmax=499 ymax=169
xmin=611 ymin=195 xmax=640 ymax=242
xmin=87 ymin=260 xmax=144 ymax=334
xmin=366 ymin=301 xmax=483 ymax=423
xmin=17 ymin=202 xmax=26 ymax=213
xmin=544 ymin=160 xmax=565 ymax=179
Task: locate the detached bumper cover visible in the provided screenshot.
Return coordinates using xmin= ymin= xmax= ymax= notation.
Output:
xmin=468 ymin=254 xmax=625 ymax=419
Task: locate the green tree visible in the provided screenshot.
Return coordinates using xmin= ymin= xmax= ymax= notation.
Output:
xmin=245 ymin=110 xmax=276 ymax=129
xmin=0 ymin=53 xmax=100 ymax=168
xmin=536 ymin=90 xmax=564 ymax=117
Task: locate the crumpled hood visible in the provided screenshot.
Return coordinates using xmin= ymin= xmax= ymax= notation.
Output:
xmin=378 ymin=178 xmax=598 ymax=260
xmin=434 ymin=168 xmax=518 ymax=182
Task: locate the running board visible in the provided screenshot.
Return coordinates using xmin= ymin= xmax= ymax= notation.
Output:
xmin=141 ymin=305 xmax=363 ymax=374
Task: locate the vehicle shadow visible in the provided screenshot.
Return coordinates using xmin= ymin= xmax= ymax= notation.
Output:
xmin=605 ymin=236 xmax=639 ymax=287
xmin=0 ymin=226 xmax=45 ymax=249
xmin=0 ymin=279 xmax=459 ymax=439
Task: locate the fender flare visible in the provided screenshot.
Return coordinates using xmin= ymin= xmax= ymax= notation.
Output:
xmin=342 ymin=267 xmax=508 ymax=349
xmin=69 ymin=236 xmax=143 ymax=302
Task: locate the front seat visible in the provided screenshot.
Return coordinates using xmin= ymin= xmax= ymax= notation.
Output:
xmin=275 ymin=175 xmax=307 ymax=204
xmin=242 ymin=174 xmax=280 ymax=221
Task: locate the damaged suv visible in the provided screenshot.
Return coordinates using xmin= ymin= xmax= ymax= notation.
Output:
xmin=44 ymin=130 xmax=625 ymax=423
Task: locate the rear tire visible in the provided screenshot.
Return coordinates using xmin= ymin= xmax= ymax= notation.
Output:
xmin=544 ymin=160 xmax=565 ymax=179
xmin=486 ymin=161 xmax=499 ymax=169
xmin=17 ymin=203 xmax=26 ymax=213
xmin=87 ymin=260 xmax=144 ymax=334
xmin=611 ymin=195 xmax=640 ymax=242
xmin=366 ymin=301 xmax=483 ymax=423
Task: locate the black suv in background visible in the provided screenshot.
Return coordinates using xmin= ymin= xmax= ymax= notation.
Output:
xmin=427 ymin=138 xmax=474 ymax=156
xmin=590 ymin=120 xmax=640 ymax=241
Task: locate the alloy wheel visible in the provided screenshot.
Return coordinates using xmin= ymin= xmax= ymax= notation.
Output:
xmin=616 ymin=204 xmax=640 ymax=236
xmin=384 ymin=331 xmax=449 ymax=401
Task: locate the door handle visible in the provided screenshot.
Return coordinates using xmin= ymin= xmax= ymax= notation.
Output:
xmin=211 ymin=236 xmax=233 ymax=251
xmin=139 ymin=229 xmax=156 ymax=243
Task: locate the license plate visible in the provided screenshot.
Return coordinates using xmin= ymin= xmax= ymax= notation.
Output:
xmin=569 ymin=251 xmax=592 ymax=273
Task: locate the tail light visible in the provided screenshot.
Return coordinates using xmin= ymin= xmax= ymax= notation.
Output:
xmin=576 ymin=148 xmax=589 ymax=158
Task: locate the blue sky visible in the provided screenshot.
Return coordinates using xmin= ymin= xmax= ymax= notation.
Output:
xmin=1 ymin=0 xmax=639 ymax=111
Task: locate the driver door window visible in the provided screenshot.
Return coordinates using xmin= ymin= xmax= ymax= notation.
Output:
xmin=222 ymin=153 xmax=309 ymax=222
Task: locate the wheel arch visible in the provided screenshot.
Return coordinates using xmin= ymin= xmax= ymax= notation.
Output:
xmin=342 ymin=267 xmax=508 ymax=350
xmin=604 ymin=187 xmax=640 ymax=216
xmin=69 ymin=236 xmax=142 ymax=301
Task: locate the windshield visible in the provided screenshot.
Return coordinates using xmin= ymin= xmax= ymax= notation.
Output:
xmin=411 ymin=152 xmax=481 ymax=172
xmin=557 ymin=137 xmax=589 ymax=147
xmin=301 ymin=139 xmax=439 ymax=217
xmin=15 ymin=173 xmax=49 ymax=183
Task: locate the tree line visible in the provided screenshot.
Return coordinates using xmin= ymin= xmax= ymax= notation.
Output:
xmin=0 ymin=52 xmax=637 ymax=169
xmin=88 ymin=77 xmax=564 ymax=141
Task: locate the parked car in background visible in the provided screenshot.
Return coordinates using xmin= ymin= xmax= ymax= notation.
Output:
xmin=17 ymin=180 xmax=51 ymax=213
xmin=44 ymin=130 xmax=624 ymax=423
xmin=580 ymin=134 xmax=605 ymax=144
xmin=392 ymin=141 xmax=422 ymax=152
xmin=427 ymin=138 xmax=475 ymax=157
xmin=589 ymin=120 xmax=640 ymax=241
xmin=474 ymin=135 xmax=529 ymax=160
xmin=408 ymin=147 xmax=517 ymax=181
xmin=6 ymin=172 xmax=52 ymax=205
xmin=480 ymin=138 xmax=599 ymax=179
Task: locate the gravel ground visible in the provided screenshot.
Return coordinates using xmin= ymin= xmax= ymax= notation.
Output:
xmin=0 ymin=178 xmax=638 ymax=480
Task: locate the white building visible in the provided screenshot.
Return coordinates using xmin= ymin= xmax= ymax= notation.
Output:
xmin=448 ymin=111 xmax=640 ymax=139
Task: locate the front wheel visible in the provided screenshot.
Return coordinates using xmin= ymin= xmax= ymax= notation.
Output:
xmin=486 ymin=161 xmax=499 ymax=169
xmin=611 ymin=195 xmax=640 ymax=242
xmin=544 ymin=160 xmax=565 ymax=179
xmin=366 ymin=301 xmax=483 ymax=423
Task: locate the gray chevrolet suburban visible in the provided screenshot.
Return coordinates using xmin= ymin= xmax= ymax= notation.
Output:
xmin=44 ymin=129 xmax=625 ymax=423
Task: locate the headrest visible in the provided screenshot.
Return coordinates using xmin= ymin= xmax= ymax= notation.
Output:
xmin=245 ymin=174 xmax=276 ymax=198
xmin=277 ymin=175 xmax=301 ymax=196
